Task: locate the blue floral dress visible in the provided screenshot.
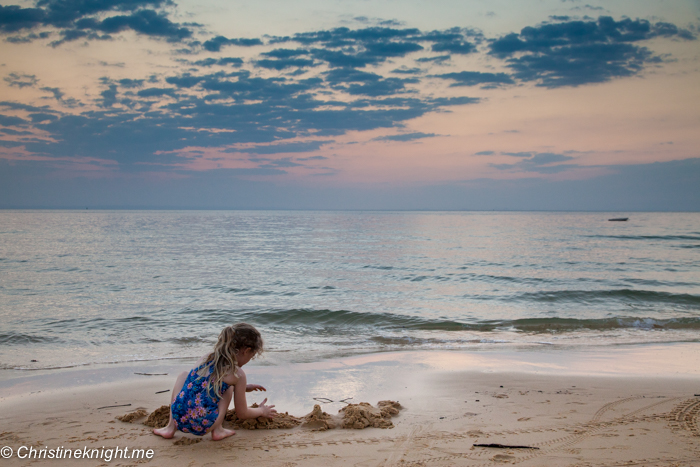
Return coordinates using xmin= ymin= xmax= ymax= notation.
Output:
xmin=171 ymin=363 xmax=230 ymax=435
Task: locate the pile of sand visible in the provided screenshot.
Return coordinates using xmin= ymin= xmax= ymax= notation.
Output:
xmin=143 ymin=405 xmax=170 ymax=428
xmin=340 ymin=400 xmax=402 ymax=429
xmin=377 ymin=400 xmax=402 ymax=417
xmin=124 ymin=400 xmax=402 ymax=432
xmin=301 ymin=404 xmax=336 ymax=431
xmin=225 ymin=404 xmax=302 ymax=430
xmin=115 ymin=409 xmax=148 ymax=423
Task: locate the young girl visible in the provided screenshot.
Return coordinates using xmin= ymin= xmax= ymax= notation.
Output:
xmin=154 ymin=323 xmax=277 ymax=440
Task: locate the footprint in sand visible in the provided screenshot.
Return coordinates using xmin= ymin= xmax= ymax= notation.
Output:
xmin=492 ymin=453 xmax=515 ymax=462
xmin=174 ymin=437 xmax=201 ymax=445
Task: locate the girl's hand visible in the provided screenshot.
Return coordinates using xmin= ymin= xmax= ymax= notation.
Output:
xmin=246 ymin=384 xmax=266 ymax=392
xmin=259 ymin=398 xmax=277 ymax=419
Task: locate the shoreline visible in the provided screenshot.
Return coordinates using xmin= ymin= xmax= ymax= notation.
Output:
xmin=2 ymin=345 xmax=700 ymax=466
xmin=3 ymin=340 xmax=700 ymax=387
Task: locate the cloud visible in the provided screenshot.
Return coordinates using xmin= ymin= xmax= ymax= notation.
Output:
xmin=190 ymin=57 xmax=244 ymax=68
xmin=278 ymin=26 xmax=421 ymax=46
xmin=36 ymin=0 xmax=171 ymax=24
xmin=165 ymin=73 xmax=205 ymax=88
xmin=490 ymin=152 xmax=577 ymax=173
xmin=0 ymin=114 xmax=29 ymax=126
xmin=432 ymin=71 xmax=514 ymax=87
xmin=0 ymin=127 xmax=33 ymax=135
xmin=364 ymin=40 xmax=423 ymax=57
xmin=119 ymin=78 xmax=145 ymax=88
xmin=415 ymin=55 xmax=450 ymax=63
xmin=270 ymin=26 xmax=482 ymax=68
xmin=194 ymin=72 xmax=324 ymax=102
xmin=226 ymin=140 xmax=331 ymax=155
xmin=262 ymin=48 xmax=309 ymax=59
xmin=391 ymin=67 xmax=421 ymax=74
xmin=4 ymin=72 xmax=38 ymax=88
xmin=306 ymin=43 xmax=424 ymax=69
xmin=373 ymin=132 xmax=437 ymax=142
xmin=308 ymin=48 xmax=376 ymax=68
xmin=255 ymin=57 xmax=317 ymax=70
xmin=27 ymin=113 xmax=58 ymax=124
xmin=297 ymin=155 xmax=328 ymax=161
xmin=345 ymin=77 xmax=415 ymax=96
xmin=489 ymin=16 xmax=696 ymax=87
xmin=99 ymin=84 xmax=118 ymax=107
xmin=0 ymin=101 xmax=57 ymax=112
xmin=5 ymin=31 xmax=51 ymax=43
xmin=253 ymin=157 xmax=303 ymax=168
xmin=48 ymin=28 xmax=111 ymax=46
xmin=0 ymin=0 xmax=194 ymax=45
xmin=427 ymin=96 xmax=480 ymax=106
xmin=0 ymin=5 xmax=47 ymax=32
xmin=324 ymin=68 xmax=417 ymax=96
xmin=577 ymin=5 xmax=605 ymax=11
xmin=202 ymin=36 xmax=263 ymax=52
xmin=68 ymin=9 xmax=192 ymax=44
xmin=99 ymin=60 xmax=125 ymax=67
xmin=219 ymin=167 xmax=288 ymax=176
xmin=474 ymin=150 xmax=494 ymax=155
xmin=430 ymin=41 xmax=475 ymax=54
xmin=136 ymin=87 xmax=177 ymax=97
xmin=0 ymin=17 xmax=691 ymax=180
xmin=0 ymin=61 xmax=476 ymax=169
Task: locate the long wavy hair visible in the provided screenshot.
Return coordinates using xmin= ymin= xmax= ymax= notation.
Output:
xmin=201 ymin=323 xmax=264 ymax=399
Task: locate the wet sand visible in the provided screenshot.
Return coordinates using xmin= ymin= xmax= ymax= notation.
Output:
xmin=1 ymin=345 xmax=700 ymax=466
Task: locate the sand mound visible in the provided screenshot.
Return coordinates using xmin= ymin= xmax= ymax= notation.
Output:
xmin=301 ymin=404 xmax=336 ymax=431
xmin=225 ymin=404 xmax=301 ymax=430
xmin=116 ymin=409 xmax=148 ymax=423
xmin=143 ymin=405 xmax=170 ymax=428
xmin=174 ymin=437 xmax=201 ymax=445
xmin=340 ymin=400 xmax=402 ymax=429
xmin=139 ymin=400 xmax=402 ymax=432
xmin=378 ymin=400 xmax=402 ymax=417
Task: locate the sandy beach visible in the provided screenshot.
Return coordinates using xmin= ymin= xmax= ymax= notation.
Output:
xmin=2 ymin=345 xmax=700 ymax=466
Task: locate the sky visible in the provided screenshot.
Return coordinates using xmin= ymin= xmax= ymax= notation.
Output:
xmin=0 ymin=0 xmax=698 ymax=210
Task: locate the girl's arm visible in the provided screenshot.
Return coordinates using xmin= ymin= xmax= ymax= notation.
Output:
xmin=232 ymin=369 xmax=277 ymax=419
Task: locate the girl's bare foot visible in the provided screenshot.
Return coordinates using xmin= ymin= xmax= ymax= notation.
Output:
xmin=153 ymin=420 xmax=177 ymax=439
xmin=211 ymin=426 xmax=236 ymax=441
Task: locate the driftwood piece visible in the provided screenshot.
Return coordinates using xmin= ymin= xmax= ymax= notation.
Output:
xmin=473 ymin=443 xmax=539 ymax=450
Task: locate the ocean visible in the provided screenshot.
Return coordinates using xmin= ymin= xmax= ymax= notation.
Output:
xmin=1 ymin=210 xmax=699 ymax=373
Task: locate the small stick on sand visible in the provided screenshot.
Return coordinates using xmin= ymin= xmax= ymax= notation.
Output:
xmin=97 ymin=404 xmax=132 ymax=410
xmin=134 ymin=372 xmax=168 ymax=376
xmin=312 ymin=397 xmax=334 ymax=403
xmin=155 ymin=389 xmax=170 ymax=394
xmin=474 ymin=443 xmax=539 ymax=450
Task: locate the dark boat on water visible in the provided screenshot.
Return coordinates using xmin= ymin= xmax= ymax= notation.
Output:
xmin=608 ymin=217 xmax=629 ymax=221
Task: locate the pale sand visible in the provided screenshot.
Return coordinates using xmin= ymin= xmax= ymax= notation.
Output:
xmin=2 ymin=345 xmax=700 ymax=466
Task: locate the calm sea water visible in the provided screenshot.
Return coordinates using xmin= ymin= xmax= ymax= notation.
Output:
xmin=1 ymin=210 xmax=699 ymax=371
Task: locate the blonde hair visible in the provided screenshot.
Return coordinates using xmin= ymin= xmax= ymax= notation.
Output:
xmin=202 ymin=323 xmax=264 ymax=399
